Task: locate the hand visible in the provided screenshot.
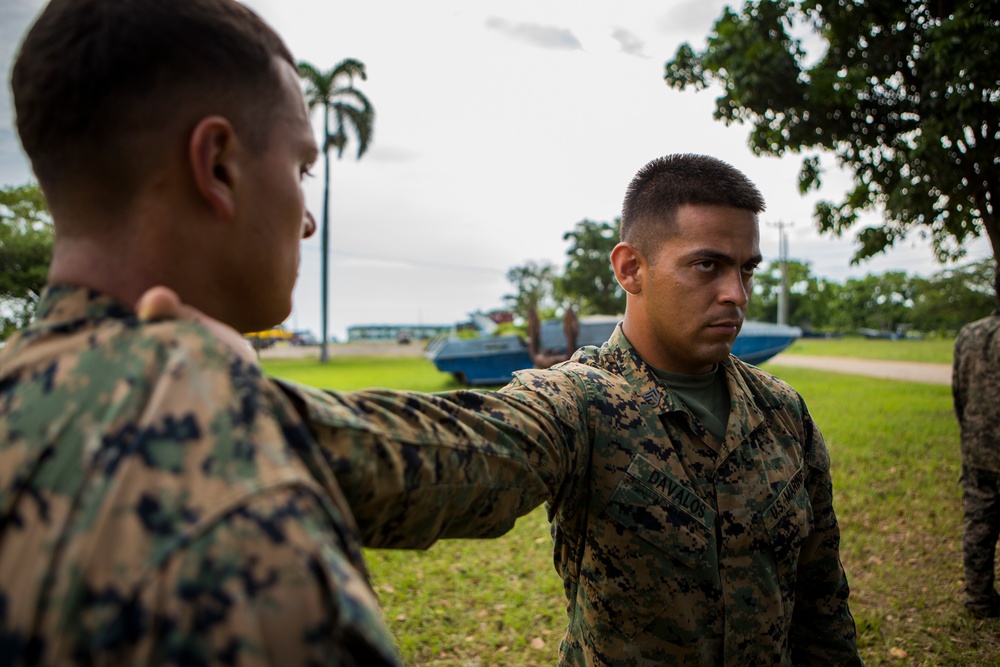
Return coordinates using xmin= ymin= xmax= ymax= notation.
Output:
xmin=135 ymin=286 xmax=258 ymax=363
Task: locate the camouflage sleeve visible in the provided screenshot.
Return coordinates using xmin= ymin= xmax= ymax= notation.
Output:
xmin=273 ymin=373 xmax=587 ymax=549
xmin=108 ymin=487 xmax=400 ymax=666
xmin=788 ymin=398 xmax=864 ymax=665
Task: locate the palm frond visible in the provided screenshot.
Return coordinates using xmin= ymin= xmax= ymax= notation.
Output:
xmin=296 ymin=61 xmax=335 ymax=109
xmin=332 ymin=102 xmax=375 ymax=158
xmin=332 ymin=86 xmax=373 ymax=114
xmin=298 ymin=58 xmax=374 ymax=160
xmin=330 ymin=57 xmax=368 ymax=83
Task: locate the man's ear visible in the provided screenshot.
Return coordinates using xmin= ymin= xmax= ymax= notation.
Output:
xmin=189 ymin=116 xmax=239 ymax=221
xmin=611 ymin=242 xmax=644 ymax=296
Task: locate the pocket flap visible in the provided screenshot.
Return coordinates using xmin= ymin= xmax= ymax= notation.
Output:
xmin=603 ymin=456 xmax=716 ymax=569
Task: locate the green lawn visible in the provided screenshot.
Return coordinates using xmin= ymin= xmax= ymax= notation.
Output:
xmin=262 ymin=345 xmax=991 ymax=666
xmin=762 ymin=364 xmax=987 ymax=667
xmin=262 ymin=356 xmax=462 ymax=392
xmin=783 ymin=334 xmax=955 ymax=364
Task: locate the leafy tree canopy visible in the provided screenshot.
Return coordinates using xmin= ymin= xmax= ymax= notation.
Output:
xmin=559 ymin=219 xmax=625 ymax=316
xmin=910 ymin=257 xmax=997 ymax=331
xmin=746 ymin=256 xmax=995 ymax=334
xmin=665 ymin=0 xmax=1000 ymax=270
xmin=1 ymin=183 xmax=52 ymax=340
xmin=747 ymin=258 xmax=836 ymax=327
xmin=298 ymin=59 xmax=374 ymax=160
xmin=503 ymin=260 xmax=558 ymax=321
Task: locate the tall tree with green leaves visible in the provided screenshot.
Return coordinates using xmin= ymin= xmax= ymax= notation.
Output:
xmin=828 ymin=271 xmax=919 ymax=333
xmin=664 ymin=1 xmax=1000 ymax=279
xmin=911 ymin=258 xmax=998 ymax=333
xmin=746 ymin=259 xmax=838 ymax=330
xmin=0 ymin=183 xmax=52 ymax=340
xmin=504 ymin=260 xmax=558 ymax=321
xmin=560 ymin=219 xmax=625 ymax=315
xmin=298 ymin=58 xmax=374 ymax=362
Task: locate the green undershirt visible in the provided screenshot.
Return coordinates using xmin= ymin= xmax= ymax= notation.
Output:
xmin=652 ymin=364 xmax=730 ymax=446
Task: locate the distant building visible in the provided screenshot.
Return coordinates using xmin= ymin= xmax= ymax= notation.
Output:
xmin=346 ymin=323 xmax=451 ymax=343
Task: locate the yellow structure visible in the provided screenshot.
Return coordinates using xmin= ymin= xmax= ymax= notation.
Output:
xmin=244 ymin=327 xmax=293 ymax=348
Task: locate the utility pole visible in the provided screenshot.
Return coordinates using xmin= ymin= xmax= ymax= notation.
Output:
xmin=768 ymin=221 xmax=793 ymax=326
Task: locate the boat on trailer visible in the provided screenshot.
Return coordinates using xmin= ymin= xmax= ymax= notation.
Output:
xmin=425 ymin=316 xmax=802 ymax=386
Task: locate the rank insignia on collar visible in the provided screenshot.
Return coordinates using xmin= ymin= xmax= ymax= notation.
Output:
xmin=642 ymin=388 xmax=660 ymax=406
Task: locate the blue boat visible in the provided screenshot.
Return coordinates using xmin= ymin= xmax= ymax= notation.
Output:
xmin=426 ymin=316 xmax=802 ymax=386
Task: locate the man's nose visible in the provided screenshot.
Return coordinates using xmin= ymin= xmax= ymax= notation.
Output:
xmin=302 ymin=210 xmax=317 ymax=239
xmin=721 ymin=269 xmax=750 ymax=307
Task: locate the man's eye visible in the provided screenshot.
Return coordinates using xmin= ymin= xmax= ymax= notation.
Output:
xmin=695 ymin=260 xmax=716 ymax=272
xmin=300 ymin=165 xmax=315 ymax=180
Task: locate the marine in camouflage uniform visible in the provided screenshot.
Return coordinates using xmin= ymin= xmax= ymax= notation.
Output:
xmin=276 ymin=153 xmax=861 ymax=664
xmin=277 ymin=322 xmax=862 ymax=665
xmin=3 ymin=0 xmax=409 ymax=658
xmin=0 ymin=286 xmax=400 ymax=666
xmin=953 ymin=307 xmax=1000 ymax=618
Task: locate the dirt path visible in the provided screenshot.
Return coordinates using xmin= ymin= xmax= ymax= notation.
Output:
xmin=766 ymin=354 xmax=952 ymax=385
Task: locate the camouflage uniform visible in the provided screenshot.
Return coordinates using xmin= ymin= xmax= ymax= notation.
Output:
xmin=283 ymin=325 xmax=862 ymax=666
xmin=0 ymin=286 xmax=400 ymax=666
xmin=953 ymin=311 xmax=1000 ymax=616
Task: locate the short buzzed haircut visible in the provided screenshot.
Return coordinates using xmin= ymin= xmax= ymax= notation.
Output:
xmin=12 ymin=0 xmax=295 ymax=213
xmin=620 ymin=154 xmax=766 ymax=253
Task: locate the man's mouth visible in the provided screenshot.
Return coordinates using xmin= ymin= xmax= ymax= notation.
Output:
xmin=706 ymin=320 xmax=741 ymax=335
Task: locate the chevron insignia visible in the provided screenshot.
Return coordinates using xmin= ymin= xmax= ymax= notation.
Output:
xmin=642 ymin=388 xmax=660 ymax=406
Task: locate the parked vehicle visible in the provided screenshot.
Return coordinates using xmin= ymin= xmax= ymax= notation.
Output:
xmin=245 ymin=326 xmax=294 ymax=349
xmin=291 ymin=330 xmax=318 ymax=346
xmin=426 ymin=316 xmax=802 ymax=386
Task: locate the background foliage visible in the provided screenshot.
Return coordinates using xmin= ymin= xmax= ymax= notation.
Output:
xmin=664 ymin=0 xmax=1000 ymax=268
xmin=0 ymin=183 xmax=52 ymax=340
xmin=746 ymin=257 xmax=996 ymax=334
xmin=558 ymin=219 xmax=625 ymax=316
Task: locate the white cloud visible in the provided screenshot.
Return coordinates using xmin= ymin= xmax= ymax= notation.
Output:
xmin=611 ymin=28 xmax=647 ymax=57
xmin=485 ymin=17 xmax=583 ymax=51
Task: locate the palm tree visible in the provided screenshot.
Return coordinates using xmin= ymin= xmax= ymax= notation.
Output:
xmin=298 ymin=59 xmax=374 ymax=362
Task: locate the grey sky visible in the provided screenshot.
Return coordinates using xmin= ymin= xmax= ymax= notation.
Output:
xmin=1 ymin=0 xmax=992 ymax=341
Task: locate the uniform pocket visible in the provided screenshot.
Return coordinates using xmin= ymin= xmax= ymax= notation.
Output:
xmin=762 ymin=466 xmax=813 ymax=597
xmin=579 ymin=455 xmax=718 ymax=640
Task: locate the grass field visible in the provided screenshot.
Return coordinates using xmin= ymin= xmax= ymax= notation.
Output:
xmin=262 ymin=355 xmax=461 ymax=392
xmin=783 ymin=335 xmax=955 ymax=364
xmin=262 ymin=340 xmax=996 ymax=666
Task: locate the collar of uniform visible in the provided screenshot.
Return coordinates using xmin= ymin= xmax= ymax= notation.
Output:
xmin=603 ymin=324 xmax=689 ymax=415
xmin=29 ymin=284 xmax=135 ymax=333
xmin=717 ymin=356 xmax=767 ymax=456
xmin=604 ymin=325 xmax=769 ymax=447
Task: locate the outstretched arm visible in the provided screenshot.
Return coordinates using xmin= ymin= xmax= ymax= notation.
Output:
xmin=136 ymin=286 xmax=590 ymax=551
xmin=275 ymin=376 xmax=587 ymax=549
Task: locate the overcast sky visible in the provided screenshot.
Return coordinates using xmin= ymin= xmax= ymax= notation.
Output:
xmin=2 ymin=0 xmax=992 ymax=340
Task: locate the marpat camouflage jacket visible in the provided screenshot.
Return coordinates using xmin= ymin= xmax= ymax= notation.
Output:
xmin=282 ymin=324 xmax=862 ymax=666
xmin=953 ymin=312 xmax=1000 ymax=473
xmin=0 ymin=286 xmax=400 ymax=667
